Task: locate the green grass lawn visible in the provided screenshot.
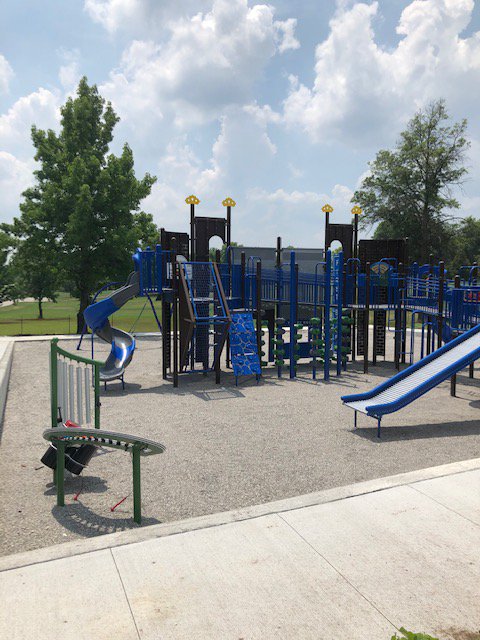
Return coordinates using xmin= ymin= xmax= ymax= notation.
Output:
xmin=0 ymin=292 xmax=424 ymax=337
xmin=0 ymin=292 xmax=162 ymax=336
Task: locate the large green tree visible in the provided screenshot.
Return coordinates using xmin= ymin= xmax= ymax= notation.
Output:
xmin=132 ymin=211 xmax=161 ymax=248
xmin=353 ymin=100 xmax=470 ymax=263
xmin=10 ymin=77 xmax=156 ymax=331
xmin=7 ymin=228 xmax=58 ymax=318
xmin=448 ymin=216 xmax=480 ymax=276
xmin=208 ymin=242 xmax=242 ymax=263
xmin=0 ymin=231 xmax=24 ymax=305
xmin=0 ymin=230 xmax=17 ymax=304
xmin=0 ymin=230 xmax=10 ymax=283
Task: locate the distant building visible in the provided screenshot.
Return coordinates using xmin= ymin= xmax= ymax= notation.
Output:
xmin=237 ymin=246 xmax=325 ymax=274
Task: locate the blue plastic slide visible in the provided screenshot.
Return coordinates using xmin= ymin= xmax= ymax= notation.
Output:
xmin=342 ymin=322 xmax=480 ymax=437
xmin=84 ymin=272 xmax=140 ymax=385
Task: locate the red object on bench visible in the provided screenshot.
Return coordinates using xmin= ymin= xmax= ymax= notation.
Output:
xmin=64 ymin=420 xmax=81 ymax=428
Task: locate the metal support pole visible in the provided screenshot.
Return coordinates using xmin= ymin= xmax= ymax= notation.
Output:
xmin=241 ymin=252 xmax=246 ymax=308
xmin=56 ymin=441 xmax=65 ymax=506
xmin=451 ymin=274 xmax=460 ymax=397
xmin=276 ymin=236 xmax=282 ymax=320
xmin=437 ymin=260 xmax=445 ymax=348
xmin=400 ymin=262 xmax=407 ymax=365
xmin=132 ymin=446 xmax=141 ymax=524
xmin=324 ymin=210 xmax=330 ymax=254
xmin=324 ymin=250 xmax=331 ymax=381
xmin=256 ymin=260 xmax=262 ymax=362
xmin=94 ymin=365 xmax=100 ymax=429
xmin=353 ymin=213 xmax=359 ymax=260
xmin=372 ymin=310 xmax=378 ymax=366
xmin=289 ymin=251 xmax=296 ymax=379
xmin=336 ymin=252 xmax=343 ymax=376
xmin=162 ymin=301 xmax=170 ymax=379
xmin=352 ymin=255 xmax=358 ymax=362
xmin=394 ymin=263 xmax=403 ymax=370
xmin=226 ymin=205 xmax=231 ymax=248
xmin=294 ymin=264 xmax=299 ymax=325
xmin=401 ymin=309 xmax=407 ymax=364
xmin=226 ymin=241 xmax=232 ymax=369
xmin=50 ymin=339 xmax=58 ymax=428
xmin=426 ymin=256 xmax=433 ymax=356
xmin=450 ymin=375 xmax=457 ymax=397
xmin=190 ymin=203 xmax=195 ymax=261
xmin=214 ymin=257 xmax=221 ymax=384
xmin=172 ymin=241 xmax=179 ymax=388
xmin=364 ymin=263 xmax=370 ymax=374
xmin=276 ymin=237 xmax=282 ymax=268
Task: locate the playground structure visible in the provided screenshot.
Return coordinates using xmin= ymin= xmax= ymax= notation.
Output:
xmin=32 ymin=195 xmax=480 ymax=531
xmin=78 ymin=193 xmax=480 ymax=435
xmin=129 ymin=196 xmax=480 ymax=393
xmin=131 ymin=197 xmax=353 ymax=386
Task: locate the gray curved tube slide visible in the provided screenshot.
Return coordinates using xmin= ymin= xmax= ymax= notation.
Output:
xmin=86 ymin=272 xmax=140 ymax=383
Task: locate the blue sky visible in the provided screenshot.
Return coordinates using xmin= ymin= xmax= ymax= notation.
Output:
xmin=1 ymin=0 xmax=480 ymax=248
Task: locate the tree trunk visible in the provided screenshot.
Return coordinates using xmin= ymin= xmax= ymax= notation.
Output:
xmin=77 ymin=289 xmax=90 ymax=334
xmin=38 ymin=298 xmax=43 ymax=319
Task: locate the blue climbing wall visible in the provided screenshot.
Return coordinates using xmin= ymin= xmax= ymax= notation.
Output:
xmin=229 ymin=311 xmax=262 ymax=381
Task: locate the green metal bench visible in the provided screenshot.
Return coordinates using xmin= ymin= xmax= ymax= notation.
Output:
xmin=43 ymin=427 xmax=165 ymax=524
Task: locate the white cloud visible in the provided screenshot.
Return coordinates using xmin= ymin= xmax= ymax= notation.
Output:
xmin=58 ymin=49 xmax=81 ymax=90
xmin=288 ymin=163 xmax=303 ymax=179
xmin=280 ymin=0 xmax=480 ymax=144
xmin=100 ymin=0 xmax=299 ymax=127
xmin=0 ymin=153 xmax=35 ymax=222
xmin=143 ymin=106 xmax=278 ymax=225
xmin=139 ymin=91 xmax=361 ymax=245
xmin=210 ymin=108 xmax=277 ymax=180
xmin=83 ymin=0 xmax=212 ymax=34
xmin=0 ymin=54 xmax=13 ymax=94
xmin=275 ymin=18 xmax=300 ymax=54
xmin=243 ymin=183 xmax=355 ymax=245
xmin=249 ymin=187 xmax=322 ymax=205
xmin=244 ymin=102 xmax=282 ymax=126
xmin=0 ymin=88 xmax=60 ymax=157
xmin=248 ymin=183 xmax=353 ymax=215
xmin=0 ymin=88 xmax=61 ymax=220
xmin=458 ymin=194 xmax=480 ymax=218
xmin=142 ymin=100 xmax=354 ymax=246
xmin=84 ymin=0 xmax=141 ymax=33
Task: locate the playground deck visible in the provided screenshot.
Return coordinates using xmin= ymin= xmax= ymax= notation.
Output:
xmin=1 ymin=334 xmax=480 ymax=556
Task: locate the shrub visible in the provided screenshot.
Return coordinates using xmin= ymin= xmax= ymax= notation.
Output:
xmin=392 ymin=628 xmax=439 ymax=640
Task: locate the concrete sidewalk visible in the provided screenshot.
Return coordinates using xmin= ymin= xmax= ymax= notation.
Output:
xmin=0 ymin=339 xmax=13 ymax=426
xmin=1 ymin=459 xmax=479 ymax=640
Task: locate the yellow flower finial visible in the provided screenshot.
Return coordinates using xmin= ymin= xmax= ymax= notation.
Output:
xmin=185 ymin=195 xmax=200 ymax=205
xmin=322 ymin=204 xmax=333 ymax=213
xmin=351 ymin=206 xmax=362 ymax=216
xmin=222 ymin=197 xmax=236 ymax=207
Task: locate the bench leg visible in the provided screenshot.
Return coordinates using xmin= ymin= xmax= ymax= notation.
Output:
xmin=132 ymin=446 xmax=141 ymax=524
xmin=56 ymin=442 xmax=65 ymax=507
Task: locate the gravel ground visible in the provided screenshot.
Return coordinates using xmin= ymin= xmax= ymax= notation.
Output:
xmin=1 ymin=335 xmax=480 ymax=556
